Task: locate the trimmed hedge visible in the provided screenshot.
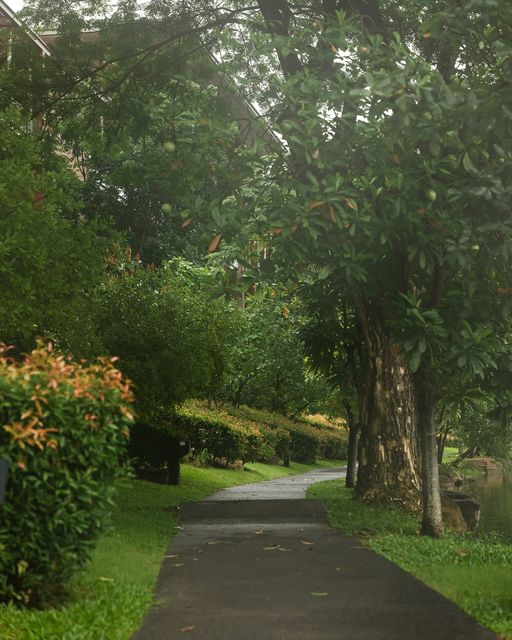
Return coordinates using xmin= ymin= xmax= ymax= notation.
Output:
xmin=131 ymin=401 xmax=284 ymax=469
xmin=0 ymin=343 xmax=133 ymax=605
xmin=296 ymin=417 xmax=349 ymax=460
xmin=130 ymin=401 xmax=346 ymax=473
xmin=232 ymin=406 xmax=347 ymax=463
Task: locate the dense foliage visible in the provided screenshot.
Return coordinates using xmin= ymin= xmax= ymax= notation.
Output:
xmin=221 ymin=293 xmax=330 ymax=415
xmin=0 ymin=106 xmax=107 ymax=352
xmin=92 ymin=258 xmax=236 ymax=414
xmin=0 ymin=343 xmax=133 ymax=605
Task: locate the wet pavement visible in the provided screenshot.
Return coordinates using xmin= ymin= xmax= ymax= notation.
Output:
xmin=132 ymin=467 xmax=497 ymax=640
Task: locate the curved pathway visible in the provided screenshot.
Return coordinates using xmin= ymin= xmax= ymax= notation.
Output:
xmin=133 ymin=467 xmax=496 ymax=640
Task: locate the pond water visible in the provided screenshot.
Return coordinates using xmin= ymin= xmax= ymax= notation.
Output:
xmin=468 ymin=471 xmax=512 ymax=541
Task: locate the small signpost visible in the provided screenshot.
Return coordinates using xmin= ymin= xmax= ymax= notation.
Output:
xmin=0 ymin=459 xmax=9 ymax=505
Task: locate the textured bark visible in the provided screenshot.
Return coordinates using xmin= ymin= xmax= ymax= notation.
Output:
xmin=355 ymin=299 xmax=421 ymax=508
xmin=415 ymin=368 xmax=444 ymax=536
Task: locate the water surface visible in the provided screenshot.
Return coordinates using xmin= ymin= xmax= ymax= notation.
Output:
xmin=469 ymin=471 xmax=512 ymax=541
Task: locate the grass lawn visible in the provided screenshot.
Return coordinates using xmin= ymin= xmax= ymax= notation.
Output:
xmin=308 ymin=479 xmax=512 ymax=640
xmin=0 ymin=459 xmax=342 ymax=640
xmin=442 ymin=446 xmax=460 ymax=463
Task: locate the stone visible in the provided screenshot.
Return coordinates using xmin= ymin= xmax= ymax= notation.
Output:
xmin=441 ymin=491 xmax=480 ymax=532
xmin=465 ymin=457 xmax=503 ymax=475
xmin=441 ymin=495 xmax=467 ymax=533
xmin=438 ymin=464 xmax=464 ymax=490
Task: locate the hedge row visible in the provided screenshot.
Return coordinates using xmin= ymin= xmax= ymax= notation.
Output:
xmin=230 ymin=406 xmax=347 ymax=463
xmin=130 ymin=401 xmax=347 ymax=472
xmin=131 ymin=401 xmax=289 ymax=470
xmin=0 ymin=343 xmax=133 ymax=605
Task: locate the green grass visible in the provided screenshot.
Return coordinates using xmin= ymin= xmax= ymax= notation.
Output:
xmin=308 ymin=479 xmax=512 ymax=639
xmin=440 ymin=446 xmax=481 ymax=479
xmin=442 ymin=446 xmax=459 ymax=463
xmin=0 ymin=459 xmax=342 ymax=640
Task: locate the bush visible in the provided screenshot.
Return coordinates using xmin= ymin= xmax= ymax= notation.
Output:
xmin=297 ymin=417 xmax=348 ymax=460
xmin=182 ymin=401 xmax=287 ymax=464
xmin=0 ymin=342 xmax=133 ymax=606
xmin=129 ymin=401 xmax=345 ymax=476
xmin=94 ymin=260 xmax=236 ymax=413
xmin=130 ymin=401 xmax=286 ymax=472
xmin=227 ymin=405 xmax=347 ymax=463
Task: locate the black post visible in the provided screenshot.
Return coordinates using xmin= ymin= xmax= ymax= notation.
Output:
xmin=0 ymin=459 xmax=9 ymax=505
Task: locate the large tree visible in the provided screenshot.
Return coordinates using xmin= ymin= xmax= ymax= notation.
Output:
xmin=187 ymin=0 xmax=512 ymax=534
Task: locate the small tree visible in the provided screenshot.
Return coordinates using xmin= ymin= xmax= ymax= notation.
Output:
xmin=93 ymin=257 xmax=235 ymax=415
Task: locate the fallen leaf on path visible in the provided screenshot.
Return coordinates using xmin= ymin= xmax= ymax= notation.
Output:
xmin=180 ymin=625 xmax=195 ymax=633
xmin=173 ymin=563 xmax=184 ymax=567
xmin=263 ymin=545 xmax=291 ymax=552
xmin=207 ymin=541 xmax=222 ymax=545
xmin=300 ymin=540 xmax=314 ymax=545
xmin=311 ymin=592 xmax=328 ymax=597
xmin=255 ymin=529 xmax=264 ymax=535
xmin=165 ymin=554 xmax=179 ymax=559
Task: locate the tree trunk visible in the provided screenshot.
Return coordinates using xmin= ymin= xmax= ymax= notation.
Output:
xmin=437 ymin=425 xmax=450 ymax=464
xmin=355 ymin=299 xmax=421 ymax=509
xmin=414 ymin=367 xmax=444 ymax=537
xmin=345 ymin=404 xmax=358 ymax=489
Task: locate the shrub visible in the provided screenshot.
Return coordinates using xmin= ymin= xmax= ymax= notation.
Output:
xmin=0 ymin=342 xmax=133 ymax=606
xmin=297 ymin=417 xmax=348 ymax=460
xmin=130 ymin=401 xmax=284 ymax=472
xmin=94 ymin=260 xmax=236 ymax=414
xmin=129 ymin=401 xmax=345 ymax=477
xmin=230 ymin=405 xmax=319 ymax=462
xmin=177 ymin=401 xmax=279 ymax=465
xmin=232 ymin=406 xmax=347 ymax=463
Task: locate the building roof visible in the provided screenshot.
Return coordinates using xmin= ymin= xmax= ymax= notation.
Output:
xmin=0 ymin=0 xmax=51 ymax=56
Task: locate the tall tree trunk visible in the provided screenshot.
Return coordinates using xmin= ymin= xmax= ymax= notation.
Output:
xmin=355 ymin=298 xmax=421 ymax=509
xmin=344 ymin=403 xmax=358 ymax=489
xmin=437 ymin=424 xmax=450 ymax=464
xmin=414 ymin=367 xmax=444 ymax=537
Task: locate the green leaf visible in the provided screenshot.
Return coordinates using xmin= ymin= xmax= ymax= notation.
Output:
xmin=409 ymin=351 xmax=421 ymax=372
xmin=462 ymin=152 xmax=478 ymax=174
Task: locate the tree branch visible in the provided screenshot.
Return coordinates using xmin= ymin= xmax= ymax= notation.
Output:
xmin=256 ymin=0 xmax=303 ymax=78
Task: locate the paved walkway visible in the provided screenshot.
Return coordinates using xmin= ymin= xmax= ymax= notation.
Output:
xmin=133 ymin=467 xmax=497 ymax=640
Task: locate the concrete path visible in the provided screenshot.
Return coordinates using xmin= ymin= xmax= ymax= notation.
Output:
xmin=133 ymin=467 xmax=497 ymax=640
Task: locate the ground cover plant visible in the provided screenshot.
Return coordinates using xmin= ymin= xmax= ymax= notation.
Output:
xmin=0 ymin=460 xmax=343 ymax=640
xmin=308 ymin=479 xmax=512 ymax=639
